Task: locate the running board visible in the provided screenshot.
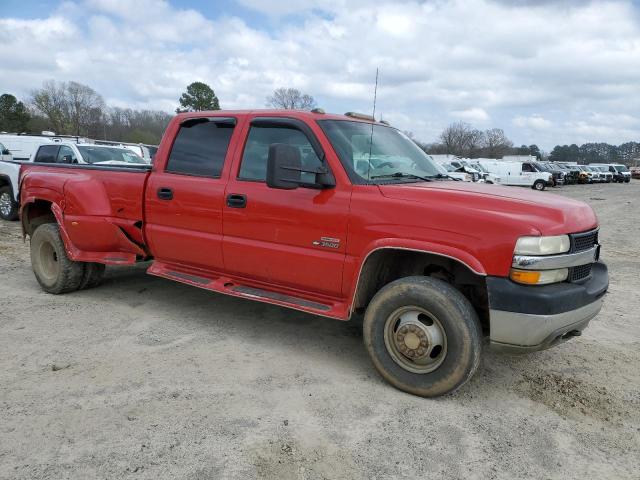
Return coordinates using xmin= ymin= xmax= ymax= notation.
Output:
xmin=146 ymin=262 xmax=348 ymax=319
xmin=231 ymin=286 xmax=331 ymax=311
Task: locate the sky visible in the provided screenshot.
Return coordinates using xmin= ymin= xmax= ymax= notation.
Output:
xmin=1 ymin=0 xmax=639 ymax=150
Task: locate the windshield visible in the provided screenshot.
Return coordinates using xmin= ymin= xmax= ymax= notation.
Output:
xmin=533 ymin=162 xmax=549 ymax=172
xmin=614 ymin=164 xmax=628 ymax=172
xmin=77 ymin=146 xmax=146 ymax=164
xmin=318 ymin=120 xmax=446 ymax=183
xmin=470 ymin=162 xmax=488 ymax=173
xmin=596 ymin=166 xmax=608 ymax=172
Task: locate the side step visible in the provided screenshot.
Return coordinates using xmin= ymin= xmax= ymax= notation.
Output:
xmin=231 ymin=285 xmax=331 ymax=311
xmin=146 ymin=262 xmax=348 ymax=319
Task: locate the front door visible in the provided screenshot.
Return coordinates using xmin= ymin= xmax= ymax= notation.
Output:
xmin=144 ymin=116 xmax=238 ymax=271
xmin=222 ymin=117 xmax=351 ymax=297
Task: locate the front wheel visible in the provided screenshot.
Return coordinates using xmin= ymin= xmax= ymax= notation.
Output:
xmin=0 ymin=186 xmax=18 ymax=221
xmin=533 ymin=180 xmax=546 ymax=191
xmin=363 ymin=276 xmax=482 ymax=397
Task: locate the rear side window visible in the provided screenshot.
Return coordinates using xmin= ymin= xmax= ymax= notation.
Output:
xmin=166 ymin=118 xmax=235 ymax=177
xmin=34 ymin=145 xmax=60 ymax=163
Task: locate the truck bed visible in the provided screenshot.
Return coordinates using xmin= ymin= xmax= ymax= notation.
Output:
xmin=20 ymin=163 xmax=151 ymax=264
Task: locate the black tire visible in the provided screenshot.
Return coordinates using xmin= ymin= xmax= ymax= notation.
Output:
xmin=0 ymin=185 xmax=18 ymax=221
xmin=363 ymin=276 xmax=482 ymax=397
xmin=625 ymin=178 xmax=630 ymax=183
xmin=79 ymin=262 xmax=106 ymax=290
xmin=30 ymin=223 xmax=84 ymax=294
xmin=533 ymin=180 xmax=546 ymax=191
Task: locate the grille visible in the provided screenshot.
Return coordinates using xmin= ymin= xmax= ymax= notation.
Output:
xmin=571 ymin=229 xmax=598 ymax=252
xmin=567 ymin=229 xmax=598 ymax=283
xmin=569 ymin=264 xmax=592 ymax=282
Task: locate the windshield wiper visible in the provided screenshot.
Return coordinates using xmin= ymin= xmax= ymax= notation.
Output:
xmin=425 ymin=173 xmax=460 ymax=181
xmin=370 ymin=172 xmax=433 ymax=182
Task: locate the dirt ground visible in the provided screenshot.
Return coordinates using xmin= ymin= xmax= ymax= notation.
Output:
xmin=1 ymin=182 xmax=639 ymax=479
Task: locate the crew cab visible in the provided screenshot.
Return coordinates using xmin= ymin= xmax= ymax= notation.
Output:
xmin=18 ymin=110 xmax=609 ymax=397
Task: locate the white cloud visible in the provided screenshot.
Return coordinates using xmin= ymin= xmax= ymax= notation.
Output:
xmin=1 ymin=0 xmax=639 ymax=148
xmin=451 ymin=108 xmax=490 ymax=123
xmin=513 ymin=115 xmax=553 ymax=130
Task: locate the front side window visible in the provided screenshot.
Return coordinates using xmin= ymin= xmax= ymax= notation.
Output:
xmin=56 ymin=145 xmax=77 ymax=163
xmin=34 ymin=145 xmax=60 ymax=163
xmin=238 ymin=125 xmax=322 ymax=183
xmin=166 ymin=118 xmax=235 ymax=177
xmin=318 ymin=120 xmax=445 ymax=184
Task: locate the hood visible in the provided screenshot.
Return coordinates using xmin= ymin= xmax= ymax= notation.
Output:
xmin=378 ymin=181 xmax=598 ymax=236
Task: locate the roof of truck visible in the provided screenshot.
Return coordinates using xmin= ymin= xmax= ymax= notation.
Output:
xmin=173 ymin=109 xmax=381 ymax=124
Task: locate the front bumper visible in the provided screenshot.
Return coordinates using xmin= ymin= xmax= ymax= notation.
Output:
xmin=487 ymin=262 xmax=608 ymax=353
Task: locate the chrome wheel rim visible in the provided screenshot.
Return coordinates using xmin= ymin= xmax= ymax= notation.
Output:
xmin=0 ymin=192 xmax=12 ymax=217
xmin=383 ymin=306 xmax=448 ymax=374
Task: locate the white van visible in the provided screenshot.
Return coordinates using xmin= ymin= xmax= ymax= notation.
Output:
xmin=478 ymin=160 xmax=552 ymax=190
xmin=0 ymin=134 xmax=57 ymax=161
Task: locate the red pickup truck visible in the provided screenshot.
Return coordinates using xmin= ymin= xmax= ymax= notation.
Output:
xmin=19 ymin=110 xmax=608 ymax=397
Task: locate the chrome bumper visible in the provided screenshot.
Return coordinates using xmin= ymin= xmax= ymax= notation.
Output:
xmin=489 ymin=299 xmax=602 ymax=353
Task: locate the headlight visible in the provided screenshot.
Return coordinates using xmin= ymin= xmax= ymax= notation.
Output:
xmin=514 ymin=235 xmax=570 ymax=255
xmin=510 ymin=268 xmax=568 ymax=285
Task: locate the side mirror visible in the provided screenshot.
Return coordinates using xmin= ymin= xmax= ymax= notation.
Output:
xmin=1 ymin=149 xmax=9 ymax=155
xmin=266 ymin=143 xmax=301 ymax=190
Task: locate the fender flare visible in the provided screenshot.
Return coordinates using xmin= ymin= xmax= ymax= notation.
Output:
xmin=347 ymin=238 xmax=487 ymax=313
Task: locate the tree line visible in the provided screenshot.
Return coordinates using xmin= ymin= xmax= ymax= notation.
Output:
xmin=0 ymin=80 xmax=318 ymax=145
xmin=548 ymin=142 xmax=640 ymax=164
xmin=417 ymin=121 xmax=542 ymax=160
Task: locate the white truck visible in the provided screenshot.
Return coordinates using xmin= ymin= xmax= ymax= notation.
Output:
xmin=478 ymin=160 xmax=552 ymax=190
xmin=590 ymin=163 xmax=631 ymax=183
xmin=0 ymin=135 xmax=62 ymax=220
xmin=0 ymin=141 xmax=146 ymax=221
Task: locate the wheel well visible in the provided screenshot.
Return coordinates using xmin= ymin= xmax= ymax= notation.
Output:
xmin=353 ymin=249 xmax=490 ymax=332
xmin=0 ymin=176 xmax=11 ymax=189
xmin=22 ymin=200 xmax=56 ymax=236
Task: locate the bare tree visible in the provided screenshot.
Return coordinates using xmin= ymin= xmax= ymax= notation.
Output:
xmin=266 ymin=88 xmax=316 ymax=110
xmin=31 ymin=80 xmax=104 ymax=136
xmin=66 ymin=81 xmax=105 ymax=136
xmin=31 ymin=80 xmax=68 ymax=134
xmin=439 ymin=122 xmax=485 ymax=157
xmin=483 ymin=128 xmax=514 ymax=159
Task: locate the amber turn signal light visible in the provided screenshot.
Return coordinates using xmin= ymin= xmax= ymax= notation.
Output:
xmin=510 ymin=269 xmax=541 ymax=284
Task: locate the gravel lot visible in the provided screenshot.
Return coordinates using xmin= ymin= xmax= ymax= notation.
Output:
xmin=1 ymin=182 xmax=639 ymax=479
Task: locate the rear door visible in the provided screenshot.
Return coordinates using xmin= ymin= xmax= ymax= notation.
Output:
xmin=144 ymin=117 xmax=238 ymax=271
xmin=222 ymin=116 xmax=351 ymax=297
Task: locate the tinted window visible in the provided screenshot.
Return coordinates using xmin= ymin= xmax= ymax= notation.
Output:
xmin=522 ymin=163 xmax=534 ymax=172
xmin=56 ymin=145 xmax=77 ymax=163
xmin=239 ymin=125 xmax=322 ymax=182
xmin=166 ymin=119 xmax=235 ymax=177
xmin=34 ymin=145 xmax=59 ymax=163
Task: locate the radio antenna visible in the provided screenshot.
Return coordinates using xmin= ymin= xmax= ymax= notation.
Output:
xmin=367 ymin=68 xmax=379 ymax=182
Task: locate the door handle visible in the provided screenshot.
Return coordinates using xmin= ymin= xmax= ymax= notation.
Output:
xmin=226 ymin=193 xmax=247 ymax=208
xmin=157 ymin=187 xmax=173 ymax=200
